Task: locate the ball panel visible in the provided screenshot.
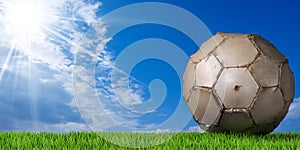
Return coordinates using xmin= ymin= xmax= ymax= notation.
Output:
xmin=248 ymin=124 xmax=274 ymax=134
xmin=200 ymin=95 xmax=222 ymax=126
xmin=187 ymin=87 xmax=211 ymax=122
xmin=219 ymin=32 xmax=249 ymax=39
xmin=274 ymin=101 xmax=292 ymax=127
xmin=252 ymin=35 xmax=286 ymax=63
xmin=250 ymin=87 xmax=284 ymax=125
xmin=219 ymin=111 xmax=253 ymax=132
xmin=215 ymin=37 xmax=258 ymax=67
xmin=196 ymin=55 xmax=222 ymax=88
xmin=215 ymin=68 xmax=259 ymax=108
xmin=200 ymin=33 xmax=224 ymax=56
xmin=183 ymin=60 xmax=196 ymax=101
xmin=280 ymin=63 xmax=295 ymax=103
xmin=249 ymin=56 xmax=280 ymax=87
xmin=205 ymin=125 xmax=225 ymax=133
xmin=199 ymin=124 xmax=210 ymax=131
xmin=190 ymin=50 xmax=205 ymax=63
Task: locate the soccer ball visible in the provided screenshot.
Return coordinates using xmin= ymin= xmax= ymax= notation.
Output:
xmin=183 ymin=32 xmax=295 ymax=134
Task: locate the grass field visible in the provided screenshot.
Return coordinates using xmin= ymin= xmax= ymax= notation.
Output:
xmin=0 ymin=132 xmax=299 ymax=149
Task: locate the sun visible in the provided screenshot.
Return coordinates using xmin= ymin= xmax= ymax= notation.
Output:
xmin=2 ymin=0 xmax=48 ymax=41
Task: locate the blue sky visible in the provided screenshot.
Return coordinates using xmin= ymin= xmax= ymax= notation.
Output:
xmin=0 ymin=0 xmax=299 ymax=133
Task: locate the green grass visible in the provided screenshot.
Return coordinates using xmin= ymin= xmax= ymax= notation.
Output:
xmin=0 ymin=132 xmax=299 ymax=149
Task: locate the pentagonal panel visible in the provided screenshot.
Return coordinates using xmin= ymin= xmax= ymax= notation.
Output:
xmin=252 ymin=35 xmax=286 ymax=63
xmin=187 ymin=87 xmax=211 ymax=122
xmin=215 ymin=68 xmax=259 ymax=108
xmin=251 ymin=87 xmax=284 ymax=125
xmin=219 ymin=112 xmax=253 ymax=132
xmin=196 ymin=55 xmax=222 ymax=88
xmin=249 ymin=56 xmax=280 ymax=87
xmin=215 ymin=37 xmax=258 ymax=67
xmin=200 ymin=33 xmax=224 ymax=56
xmin=190 ymin=50 xmax=205 ymax=63
xmin=280 ymin=63 xmax=295 ymax=103
xmin=183 ymin=60 xmax=196 ymax=101
xmin=220 ymin=32 xmax=249 ymax=39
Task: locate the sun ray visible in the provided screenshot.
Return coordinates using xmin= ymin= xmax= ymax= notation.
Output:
xmin=27 ymin=54 xmax=38 ymax=131
xmin=47 ymin=23 xmax=74 ymax=39
xmin=0 ymin=44 xmax=16 ymax=81
xmin=45 ymin=14 xmax=87 ymax=22
xmin=11 ymin=56 xmax=22 ymax=102
xmin=43 ymin=26 xmax=77 ymax=47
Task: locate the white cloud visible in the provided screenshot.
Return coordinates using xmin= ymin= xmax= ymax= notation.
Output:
xmin=72 ymin=41 xmax=148 ymax=131
xmin=12 ymin=121 xmax=89 ymax=133
xmin=186 ymin=126 xmax=204 ymax=133
xmin=110 ymin=74 xmax=145 ymax=106
xmin=72 ymin=0 xmax=102 ymax=25
xmin=286 ymin=97 xmax=300 ymax=119
xmin=138 ymin=129 xmax=173 ymax=133
xmin=67 ymin=16 xmax=156 ymax=130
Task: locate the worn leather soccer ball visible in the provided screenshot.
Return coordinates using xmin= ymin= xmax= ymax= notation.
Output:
xmin=183 ymin=32 xmax=294 ymax=134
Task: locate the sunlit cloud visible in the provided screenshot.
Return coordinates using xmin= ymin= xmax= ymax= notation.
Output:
xmin=0 ymin=0 xmax=102 ymax=72
xmin=287 ymin=97 xmax=300 ymax=119
xmin=0 ymin=0 xmax=103 ymax=132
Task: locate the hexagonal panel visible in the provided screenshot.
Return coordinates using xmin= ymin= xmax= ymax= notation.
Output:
xmin=196 ymin=55 xmax=222 ymax=88
xmin=190 ymin=50 xmax=205 ymax=63
xmin=215 ymin=68 xmax=259 ymax=108
xmin=274 ymin=102 xmax=292 ymax=127
xmin=280 ymin=63 xmax=295 ymax=103
xmin=219 ymin=112 xmax=253 ymax=132
xmin=187 ymin=87 xmax=210 ymax=122
xmin=215 ymin=37 xmax=258 ymax=67
xmin=250 ymin=87 xmax=284 ymax=125
xmin=252 ymin=35 xmax=286 ymax=63
xmin=200 ymin=33 xmax=225 ymax=56
xmin=187 ymin=87 xmax=221 ymax=126
xmin=249 ymin=56 xmax=280 ymax=87
xmin=200 ymin=95 xmax=222 ymax=126
xmin=183 ymin=60 xmax=196 ymax=101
